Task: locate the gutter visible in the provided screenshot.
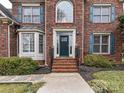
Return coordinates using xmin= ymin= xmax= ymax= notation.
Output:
xmin=8 ymin=21 xmax=14 ymax=57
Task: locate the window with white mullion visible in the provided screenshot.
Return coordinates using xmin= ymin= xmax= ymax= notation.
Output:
xmin=93 ymin=5 xmax=111 ymax=23
xmin=22 ymin=33 xmax=35 ymax=53
xmin=93 ymin=34 xmax=110 ymax=54
xmin=23 ymin=7 xmax=40 ymax=23
xmin=101 ymin=6 xmax=111 ymax=23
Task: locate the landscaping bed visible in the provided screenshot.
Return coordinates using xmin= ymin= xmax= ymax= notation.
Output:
xmin=91 ymin=71 xmax=124 ymax=93
xmin=0 ymin=82 xmax=44 ymax=93
xmin=79 ymin=64 xmax=124 ymax=81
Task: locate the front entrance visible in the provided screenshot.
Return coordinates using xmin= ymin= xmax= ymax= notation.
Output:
xmin=60 ymin=36 xmax=69 ymax=57
xmin=53 ymin=29 xmax=76 ymax=58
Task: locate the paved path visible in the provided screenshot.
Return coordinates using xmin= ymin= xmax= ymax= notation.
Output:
xmin=37 ymin=73 xmax=94 ymax=93
xmin=0 ymin=75 xmax=43 ymax=84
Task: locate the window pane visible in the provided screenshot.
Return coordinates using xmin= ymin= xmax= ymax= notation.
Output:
xmin=33 ymin=7 xmax=40 ymax=15
xmin=22 ymin=34 xmax=30 ymax=52
xmin=102 ymin=7 xmax=110 ymax=15
xmin=102 ymin=15 xmax=109 ymax=23
xmin=102 ymin=35 xmax=109 ymax=44
xmin=94 ymin=35 xmax=100 ymax=44
xmin=39 ymin=35 xmax=43 ymax=53
xmin=23 ymin=15 xmax=32 ymax=23
xmin=94 ymin=45 xmax=100 ymax=53
xmin=22 ymin=33 xmax=34 ymax=52
xmin=30 ymin=34 xmax=34 ymax=52
xmin=23 ymin=7 xmax=32 ymax=15
xmin=32 ymin=15 xmax=40 ymax=23
xmin=93 ymin=7 xmax=101 ymax=15
xmin=57 ymin=1 xmax=73 ymax=22
xmin=93 ymin=15 xmax=101 ymax=23
xmin=102 ymin=45 xmax=108 ymax=53
xmin=23 ymin=7 xmax=40 ymax=23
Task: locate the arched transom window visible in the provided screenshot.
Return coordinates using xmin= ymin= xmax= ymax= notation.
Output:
xmin=56 ymin=0 xmax=73 ymax=23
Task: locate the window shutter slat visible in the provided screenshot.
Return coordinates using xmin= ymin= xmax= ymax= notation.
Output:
xmin=18 ymin=3 xmax=22 ymax=22
xmin=110 ymin=32 xmax=115 ymax=54
xmin=111 ymin=5 xmax=116 ymax=22
xmin=89 ymin=6 xmax=93 ymax=22
xmin=89 ymin=33 xmax=94 ymax=54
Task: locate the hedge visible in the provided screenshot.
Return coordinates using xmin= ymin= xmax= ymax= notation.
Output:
xmin=0 ymin=57 xmax=37 ymax=75
xmin=84 ymin=55 xmax=114 ymax=68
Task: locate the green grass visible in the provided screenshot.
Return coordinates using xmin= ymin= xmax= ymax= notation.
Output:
xmin=93 ymin=71 xmax=124 ymax=93
xmin=0 ymin=82 xmax=44 ymax=93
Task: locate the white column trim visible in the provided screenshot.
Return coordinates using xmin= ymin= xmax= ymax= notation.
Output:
xmin=53 ymin=29 xmax=76 ymax=58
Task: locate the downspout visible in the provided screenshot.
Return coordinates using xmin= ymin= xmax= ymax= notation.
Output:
xmin=8 ymin=21 xmax=14 ymax=57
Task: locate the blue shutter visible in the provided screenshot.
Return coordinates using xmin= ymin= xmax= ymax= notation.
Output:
xmin=89 ymin=33 xmax=94 ymax=54
xmin=110 ymin=32 xmax=115 ymax=54
xmin=40 ymin=6 xmax=44 ymax=23
xmin=89 ymin=5 xmax=93 ymax=22
xmin=18 ymin=3 xmax=22 ymax=22
xmin=111 ymin=5 xmax=116 ymax=22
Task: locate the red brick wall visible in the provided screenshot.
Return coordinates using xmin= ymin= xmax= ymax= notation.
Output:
xmin=84 ymin=0 xmax=123 ymax=63
xmin=0 ymin=22 xmax=8 ymax=57
xmin=10 ymin=25 xmax=17 ymax=56
xmin=45 ymin=0 xmax=84 ymax=66
xmin=12 ymin=2 xmax=45 ymax=29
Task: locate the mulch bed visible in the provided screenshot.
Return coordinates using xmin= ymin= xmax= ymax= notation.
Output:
xmin=79 ymin=64 xmax=124 ymax=81
xmin=33 ymin=64 xmax=124 ymax=81
xmin=33 ymin=67 xmax=51 ymax=74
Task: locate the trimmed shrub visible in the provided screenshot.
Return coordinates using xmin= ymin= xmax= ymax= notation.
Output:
xmin=89 ymin=80 xmax=111 ymax=93
xmin=119 ymin=15 xmax=124 ymax=24
xmin=84 ymin=55 xmax=114 ymax=68
xmin=0 ymin=57 xmax=37 ymax=75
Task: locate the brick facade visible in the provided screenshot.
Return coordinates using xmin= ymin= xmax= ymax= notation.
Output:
xmin=45 ymin=0 xmax=84 ymax=66
xmin=0 ymin=18 xmax=17 ymax=57
xmin=84 ymin=0 xmax=123 ymax=63
xmin=0 ymin=0 xmax=123 ymax=69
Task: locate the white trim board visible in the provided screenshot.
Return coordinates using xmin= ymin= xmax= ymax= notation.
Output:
xmin=53 ymin=29 xmax=76 ymax=58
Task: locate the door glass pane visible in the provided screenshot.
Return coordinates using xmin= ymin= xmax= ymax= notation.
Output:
xmin=69 ymin=35 xmax=72 ymax=54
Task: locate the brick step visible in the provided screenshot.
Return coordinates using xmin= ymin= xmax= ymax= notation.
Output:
xmin=53 ymin=62 xmax=77 ymax=65
xmin=52 ymin=68 xmax=78 ymax=72
xmin=52 ymin=65 xmax=77 ymax=69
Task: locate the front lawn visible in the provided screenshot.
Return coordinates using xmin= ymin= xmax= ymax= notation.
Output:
xmin=0 ymin=83 xmax=44 ymax=93
xmin=92 ymin=71 xmax=124 ymax=93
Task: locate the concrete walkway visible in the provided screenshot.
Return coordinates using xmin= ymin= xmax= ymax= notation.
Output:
xmin=37 ymin=73 xmax=94 ymax=93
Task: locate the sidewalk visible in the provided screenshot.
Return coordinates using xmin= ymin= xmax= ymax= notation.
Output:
xmin=37 ymin=73 xmax=94 ymax=93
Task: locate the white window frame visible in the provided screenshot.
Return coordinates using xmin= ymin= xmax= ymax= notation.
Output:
xmin=23 ymin=6 xmax=40 ymax=23
xmin=93 ymin=33 xmax=110 ymax=54
xmin=93 ymin=4 xmax=112 ymax=23
xmin=39 ymin=34 xmax=44 ymax=54
xmin=21 ymin=33 xmax=35 ymax=53
xmin=19 ymin=32 xmax=45 ymax=60
xmin=56 ymin=0 xmax=74 ymax=23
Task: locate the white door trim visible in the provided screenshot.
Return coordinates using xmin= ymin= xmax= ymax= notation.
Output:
xmin=53 ymin=29 xmax=76 ymax=58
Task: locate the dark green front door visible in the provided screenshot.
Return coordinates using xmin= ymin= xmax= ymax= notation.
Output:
xmin=60 ymin=36 xmax=69 ymax=57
